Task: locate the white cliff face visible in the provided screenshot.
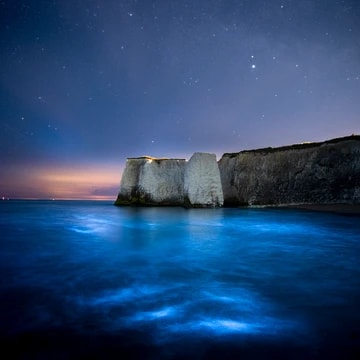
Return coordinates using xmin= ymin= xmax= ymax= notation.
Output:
xmin=184 ymin=152 xmax=224 ymax=207
xmin=115 ymin=153 xmax=223 ymax=207
xmin=115 ymin=157 xmax=186 ymax=205
xmin=117 ymin=158 xmax=143 ymax=198
xmin=139 ymin=159 xmax=185 ymax=203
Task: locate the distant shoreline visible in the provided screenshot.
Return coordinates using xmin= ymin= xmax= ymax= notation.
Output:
xmin=275 ymin=203 xmax=360 ymax=216
xmin=2 ymin=199 xmax=360 ymax=215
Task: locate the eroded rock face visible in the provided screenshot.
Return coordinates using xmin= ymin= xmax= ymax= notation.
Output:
xmin=115 ymin=153 xmax=223 ymax=207
xmin=115 ymin=157 xmax=186 ymax=206
xmin=184 ymin=152 xmax=224 ymax=207
xmin=218 ymin=136 xmax=360 ymax=206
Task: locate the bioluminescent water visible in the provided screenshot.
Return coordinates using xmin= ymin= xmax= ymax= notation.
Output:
xmin=1 ymin=201 xmax=360 ymax=359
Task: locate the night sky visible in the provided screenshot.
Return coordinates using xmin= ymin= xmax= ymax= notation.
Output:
xmin=1 ymin=0 xmax=359 ymax=199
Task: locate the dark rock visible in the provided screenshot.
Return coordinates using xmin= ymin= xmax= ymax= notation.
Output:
xmin=218 ymin=135 xmax=360 ymax=206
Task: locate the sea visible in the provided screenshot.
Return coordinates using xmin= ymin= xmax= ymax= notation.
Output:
xmin=0 ymin=200 xmax=360 ymax=359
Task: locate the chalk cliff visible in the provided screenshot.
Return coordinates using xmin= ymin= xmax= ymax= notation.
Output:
xmin=115 ymin=157 xmax=186 ymax=206
xmin=218 ymin=135 xmax=360 ymax=206
xmin=184 ymin=153 xmax=224 ymax=207
xmin=115 ymin=153 xmax=224 ymax=207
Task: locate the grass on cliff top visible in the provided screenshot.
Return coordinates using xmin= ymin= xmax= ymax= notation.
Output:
xmin=223 ymin=134 xmax=360 ymax=158
xmin=127 ymin=156 xmax=186 ymax=162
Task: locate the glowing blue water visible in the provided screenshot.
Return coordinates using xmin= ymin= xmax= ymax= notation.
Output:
xmin=1 ymin=201 xmax=360 ymax=358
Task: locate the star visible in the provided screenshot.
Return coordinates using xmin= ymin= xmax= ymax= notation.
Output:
xmin=251 ymin=64 xmax=256 ymax=69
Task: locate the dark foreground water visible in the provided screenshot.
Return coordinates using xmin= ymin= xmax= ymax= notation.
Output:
xmin=1 ymin=201 xmax=360 ymax=359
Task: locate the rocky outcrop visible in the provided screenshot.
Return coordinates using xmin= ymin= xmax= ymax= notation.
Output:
xmin=115 ymin=153 xmax=224 ymax=207
xmin=218 ymin=135 xmax=360 ymax=206
xmin=115 ymin=157 xmax=186 ymax=206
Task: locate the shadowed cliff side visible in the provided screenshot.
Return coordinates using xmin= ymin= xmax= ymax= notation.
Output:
xmin=219 ymin=135 xmax=360 ymax=206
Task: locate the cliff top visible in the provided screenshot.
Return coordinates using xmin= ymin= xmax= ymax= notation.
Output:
xmin=222 ymin=135 xmax=360 ymax=158
xmin=127 ymin=156 xmax=186 ymax=161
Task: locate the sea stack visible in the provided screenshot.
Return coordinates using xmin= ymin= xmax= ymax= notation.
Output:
xmin=115 ymin=157 xmax=186 ymax=206
xmin=115 ymin=153 xmax=224 ymax=207
xmin=184 ymin=152 xmax=224 ymax=207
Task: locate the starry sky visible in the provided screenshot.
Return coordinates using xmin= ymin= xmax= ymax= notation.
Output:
xmin=1 ymin=0 xmax=359 ymax=199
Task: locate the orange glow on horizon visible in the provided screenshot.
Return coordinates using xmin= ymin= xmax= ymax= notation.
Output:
xmin=37 ymin=165 xmax=121 ymax=200
xmin=2 ymin=163 xmax=123 ymax=200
